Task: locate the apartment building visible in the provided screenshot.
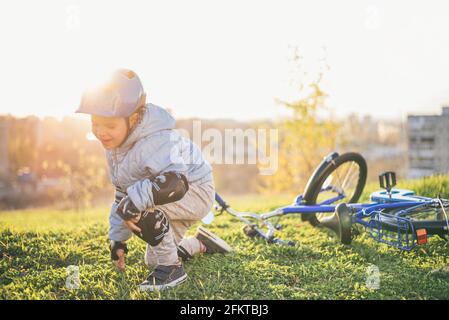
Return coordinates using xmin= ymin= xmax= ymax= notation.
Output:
xmin=408 ymin=106 xmax=449 ymax=178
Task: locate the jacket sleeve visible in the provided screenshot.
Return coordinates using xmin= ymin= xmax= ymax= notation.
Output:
xmin=105 ymin=152 xmax=133 ymax=242
xmin=126 ymin=132 xmax=188 ymax=211
xmin=108 ymin=202 xmax=133 ymax=242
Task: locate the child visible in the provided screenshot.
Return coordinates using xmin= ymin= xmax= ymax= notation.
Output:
xmin=76 ymin=69 xmax=232 ymax=291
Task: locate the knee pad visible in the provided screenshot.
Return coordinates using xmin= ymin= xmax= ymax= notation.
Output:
xmin=134 ymin=209 xmax=170 ymax=246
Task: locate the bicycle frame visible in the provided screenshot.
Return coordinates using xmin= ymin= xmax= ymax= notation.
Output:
xmin=214 ymin=188 xmax=447 ymax=251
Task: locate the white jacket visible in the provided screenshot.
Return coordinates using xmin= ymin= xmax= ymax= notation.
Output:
xmin=107 ymin=103 xmax=213 ymax=242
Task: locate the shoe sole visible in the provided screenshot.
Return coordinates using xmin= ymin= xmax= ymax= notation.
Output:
xmin=177 ymin=245 xmax=193 ymax=261
xmin=197 ymin=227 xmax=233 ymax=253
xmin=139 ymin=273 xmax=188 ymax=292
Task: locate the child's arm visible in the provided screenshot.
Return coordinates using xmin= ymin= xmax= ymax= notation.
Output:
xmin=109 ymin=202 xmax=134 ymax=242
xmin=108 ymin=202 xmax=133 ymax=271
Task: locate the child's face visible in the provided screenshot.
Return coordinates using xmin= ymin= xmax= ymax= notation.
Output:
xmin=91 ymin=115 xmax=128 ymax=150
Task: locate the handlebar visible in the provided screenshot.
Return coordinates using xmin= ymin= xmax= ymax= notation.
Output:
xmin=215 ymin=193 xmax=229 ymax=210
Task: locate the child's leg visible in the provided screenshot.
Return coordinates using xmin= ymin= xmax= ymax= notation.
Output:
xmin=172 ymin=220 xmax=206 ymax=256
xmin=145 ymin=226 xmax=180 ymax=266
xmin=143 ymin=221 xmax=203 ymax=267
xmin=144 ymin=244 xmax=158 ymax=268
xmin=139 ymin=180 xmax=217 ymax=291
xmin=152 ymin=181 xmax=215 ymax=260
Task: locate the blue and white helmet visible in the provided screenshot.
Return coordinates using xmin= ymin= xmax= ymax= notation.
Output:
xmin=76 ymin=69 xmax=146 ymax=117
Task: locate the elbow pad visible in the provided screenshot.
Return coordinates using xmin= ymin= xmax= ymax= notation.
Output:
xmin=152 ymin=172 xmax=189 ymax=206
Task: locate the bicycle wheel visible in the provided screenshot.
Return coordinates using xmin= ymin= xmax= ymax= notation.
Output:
xmin=302 ymin=152 xmax=368 ymax=226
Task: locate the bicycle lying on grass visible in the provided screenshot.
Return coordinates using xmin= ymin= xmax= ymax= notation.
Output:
xmin=213 ymin=152 xmax=449 ymax=251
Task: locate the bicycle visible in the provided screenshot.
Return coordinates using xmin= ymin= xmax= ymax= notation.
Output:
xmin=213 ymin=152 xmax=449 ymax=251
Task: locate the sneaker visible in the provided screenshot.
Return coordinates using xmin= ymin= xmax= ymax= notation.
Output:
xmin=195 ymin=226 xmax=233 ymax=254
xmin=177 ymin=245 xmax=193 ymax=262
xmin=139 ymin=264 xmax=187 ymax=291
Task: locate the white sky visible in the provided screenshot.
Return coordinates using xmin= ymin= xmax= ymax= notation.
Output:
xmin=0 ymin=0 xmax=448 ymax=121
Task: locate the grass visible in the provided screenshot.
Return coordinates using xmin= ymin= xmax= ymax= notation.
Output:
xmin=1 ymin=176 xmax=449 ymax=300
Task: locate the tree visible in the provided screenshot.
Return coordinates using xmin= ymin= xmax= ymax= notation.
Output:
xmin=259 ymin=50 xmax=337 ymax=194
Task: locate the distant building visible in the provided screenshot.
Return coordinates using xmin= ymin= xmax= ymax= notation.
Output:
xmin=0 ymin=118 xmax=9 ymax=178
xmin=407 ymin=106 xmax=449 ymax=178
xmin=0 ymin=118 xmax=9 ymax=199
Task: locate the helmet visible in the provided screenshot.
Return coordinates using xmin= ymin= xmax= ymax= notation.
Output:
xmin=76 ymin=69 xmax=146 ymax=117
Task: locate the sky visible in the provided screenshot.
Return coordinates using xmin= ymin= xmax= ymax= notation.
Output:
xmin=0 ymin=0 xmax=448 ymax=121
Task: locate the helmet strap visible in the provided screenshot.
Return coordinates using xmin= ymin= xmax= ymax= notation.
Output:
xmin=116 ymin=107 xmax=143 ymax=149
xmin=125 ymin=117 xmax=131 ymax=134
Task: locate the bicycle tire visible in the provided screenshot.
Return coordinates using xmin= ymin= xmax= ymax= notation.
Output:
xmin=302 ymin=152 xmax=368 ymax=227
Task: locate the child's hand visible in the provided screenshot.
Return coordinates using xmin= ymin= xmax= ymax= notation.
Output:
xmin=114 ymin=248 xmax=126 ymax=272
xmin=110 ymin=241 xmax=128 ymax=272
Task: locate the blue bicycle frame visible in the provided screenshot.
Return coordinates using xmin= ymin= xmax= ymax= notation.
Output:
xmin=214 ymin=187 xmax=448 ymax=251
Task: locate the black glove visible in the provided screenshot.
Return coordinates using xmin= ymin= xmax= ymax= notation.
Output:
xmin=116 ymin=195 xmax=141 ymax=221
xmin=151 ymin=172 xmax=189 ymax=206
xmin=109 ymin=241 xmax=128 ymax=261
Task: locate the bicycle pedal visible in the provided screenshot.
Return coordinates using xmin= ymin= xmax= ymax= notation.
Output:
xmin=242 ymin=225 xmax=259 ymax=238
xmin=351 ymin=227 xmax=361 ymax=237
xmin=379 ymin=171 xmax=397 ymax=195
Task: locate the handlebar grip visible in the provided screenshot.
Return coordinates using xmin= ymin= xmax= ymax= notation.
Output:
xmin=215 ymin=193 xmax=229 ymax=209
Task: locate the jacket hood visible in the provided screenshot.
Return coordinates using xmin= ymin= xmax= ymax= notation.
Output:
xmin=114 ymin=103 xmax=176 ymax=155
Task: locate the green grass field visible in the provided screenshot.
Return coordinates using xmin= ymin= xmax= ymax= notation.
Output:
xmin=1 ymin=175 xmax=449 ymax=300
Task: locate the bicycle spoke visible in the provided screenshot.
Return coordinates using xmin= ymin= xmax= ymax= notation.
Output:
xmin=316 ymin=161 xmax=361 ymax=221
xmin=342 ymin=162 xmax=356 ymax=190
